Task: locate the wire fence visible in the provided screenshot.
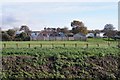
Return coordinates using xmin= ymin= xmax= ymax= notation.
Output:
xmin=2 ymin=41 xmax=119 ymax=48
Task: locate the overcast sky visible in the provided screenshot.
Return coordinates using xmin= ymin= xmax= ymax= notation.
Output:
xmin=0 ymin=0 xmax=119 ymax=31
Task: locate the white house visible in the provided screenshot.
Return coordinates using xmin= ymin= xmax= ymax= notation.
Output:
xmin=86 ymin=33 xmax=94 ymax=38
xmin=96 ymin=32 xmax=105 ymax=38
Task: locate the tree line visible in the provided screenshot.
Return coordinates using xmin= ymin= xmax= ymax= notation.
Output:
xmin=1 ymin=20 xmax=120 ymax=41
xmin=2 ymin=26 xmax=30 ymax=41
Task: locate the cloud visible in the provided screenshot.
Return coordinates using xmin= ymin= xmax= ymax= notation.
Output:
xmin=4 ymin=2 xmax=116 ymax=16
xmin=0 ymin=14 xmax=20 ymax=30
xmin=1 ymin=2 xmax=118 ymax=31
xmin=2 ymin=14 xmax=19 ymax=25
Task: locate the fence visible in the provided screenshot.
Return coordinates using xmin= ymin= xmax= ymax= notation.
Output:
xmin=2 ymin=41 xmax=118 ymax=48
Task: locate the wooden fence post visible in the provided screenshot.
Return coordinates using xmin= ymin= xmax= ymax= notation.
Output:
xmin=97 ymin=43 xmax=99 ymax=47
xmin=86 ymin=43 xmax=88 ymax=48
xmin=40 ymin=44 xmax=42 ymax=48
xmin=16 ymin=43 xmax=18 ymax=48
xmin=3 ymin=43 xmax=6 ymax=48
xmin=75 ymin=43 xmax=77 ymax=47
xmin=63 ymin=43 xmax=65 ymax=47
xmin=52 ymin=44 xmax=54 ymax=48
xmin=108 ymin=42 xmax=110 ymax=46
xmin=28 ymin=43 xmax=30 ymax=48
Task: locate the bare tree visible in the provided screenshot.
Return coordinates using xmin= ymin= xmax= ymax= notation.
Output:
xmin=103 ymin=24 xmax=115 ymax=40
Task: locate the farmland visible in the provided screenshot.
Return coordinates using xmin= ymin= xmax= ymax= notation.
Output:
xmin=1 ymin=38 xmax=118 ymax=48
xmin=1 ymin=38 xmax=120 ymax=79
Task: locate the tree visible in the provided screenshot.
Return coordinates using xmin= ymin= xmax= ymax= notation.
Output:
xmin=7 ymin=29 xmax=16 ymax=40
xmin=60 ymin=27 xmax=69 ymax=34
xmin=2 ymin=31 xmax=11 ymax=41
xmin=19 ymin=25 xmax=31 ymax=35
xmin=72 ymin=26 xmax=88 ymax=34
xmin=57 ymin=27 xmax=61 ymax=32
xmin=71 ymin=20 xmax=84 ymax=28
xmin=18 ymin=25 xmax=31 ymax=41
xmin=79 ymin=26 xmax=88 ymax=35
xmin=71 ymin=20 xmax=88 ymax=34
xmin=104 ymin=24 xmax=115 ymax=31
xmin=103 ymin=24 xmax=115 ymax=40
xmin=7 ymin=29 xmax=15 ymax=37
xmin=14 ymin=32 xmax=30 ymax=41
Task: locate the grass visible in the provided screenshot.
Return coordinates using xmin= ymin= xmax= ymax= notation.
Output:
xmin=1 ymin=38 xmax=118 ymax=48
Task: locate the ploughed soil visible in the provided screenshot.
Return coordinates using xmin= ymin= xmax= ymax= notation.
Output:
xmin=2 ymin=55 xmax=120 ymax=79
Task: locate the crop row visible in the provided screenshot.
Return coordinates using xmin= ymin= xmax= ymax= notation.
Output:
xmin=1 ymin=47 xmax=120 ymax=79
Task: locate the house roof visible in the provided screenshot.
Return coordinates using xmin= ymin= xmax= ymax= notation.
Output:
xmin=31 ymin=31 xmax=41 ymax=33
xmin=74 ymin=33 xmax=86 ymax=36
xmin=40 ymin=30 xmax=52 ymax=34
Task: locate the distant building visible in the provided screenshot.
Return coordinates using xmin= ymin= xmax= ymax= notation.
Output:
xmin=86 ymin=33 xmax=94 ymax=38
xmin=30 ymin=31 xmax=40 ymax=40
xmin=15 ymin=27 xmax=87 ymax=41
xmin=96 ymin=32 xmax=105 ymax=38
xmin=73 ymin=33 xmax=87 ymax=41
xmin=67 ymin=33 xmax=74 ymax=40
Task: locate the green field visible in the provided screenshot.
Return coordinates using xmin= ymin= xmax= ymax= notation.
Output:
xmin=1 ymin=38 xmax=118 ymax=48
xmin=1 ymin=38 xmax=120 ymax=79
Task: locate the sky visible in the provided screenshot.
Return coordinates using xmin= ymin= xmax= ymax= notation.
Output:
xmin=0 ymin=0 xmax=119 ymax=31
xmin=118 ymin=1 xmax=120 ymax=31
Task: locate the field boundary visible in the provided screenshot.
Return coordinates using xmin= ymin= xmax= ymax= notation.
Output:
xmin=2 ymin=41 xmax=118 ymax=48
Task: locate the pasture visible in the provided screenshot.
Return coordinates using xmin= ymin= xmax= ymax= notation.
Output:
xmin=1 ymin=38 xmax=118 ymax=48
